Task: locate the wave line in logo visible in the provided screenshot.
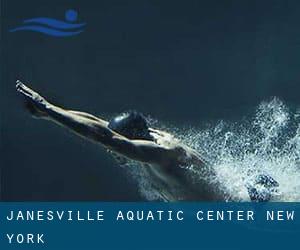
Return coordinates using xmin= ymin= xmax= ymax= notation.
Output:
xmin=9 ymin=9 xmax=86 ymax=37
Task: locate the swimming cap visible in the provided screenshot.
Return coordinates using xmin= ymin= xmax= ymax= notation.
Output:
xmin=108 ymin=111 xmax=153 ymax=141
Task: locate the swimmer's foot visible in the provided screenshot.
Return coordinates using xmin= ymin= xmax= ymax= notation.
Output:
xmin=16 ymin=80 xmax=49 ymax=118
xmin=246 ymin=174 xmax=279 ymax=202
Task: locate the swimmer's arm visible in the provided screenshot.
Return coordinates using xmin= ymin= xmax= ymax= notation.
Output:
xmin=16 ymin=80 xmax=107 ymax=122
xmin=46 ymin=107 xmax=173 ymax=163
xmin=44 ymin=106 xmax=174 ymax=165
xmin=44 ymin=108 xmax=169 ymax=165
xmin=110 ymin=137 xmax=176 ymax=164
xmin=67 ymin=110 xmax=106 ymax=123
xmin=16 ymin=81 xmax=111 ymax=141
xmin=16 ymin=81 xmax=173 ymax=164
xmin=16 ymin=81 xmax=180 ymax=164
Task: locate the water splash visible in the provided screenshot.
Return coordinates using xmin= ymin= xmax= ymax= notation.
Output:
xmin=123 ymin=98 xmax=300 ymax=201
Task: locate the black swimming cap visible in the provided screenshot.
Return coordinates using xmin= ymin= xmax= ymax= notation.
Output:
xmin=108 ymin=111 xmax=153 ymax=141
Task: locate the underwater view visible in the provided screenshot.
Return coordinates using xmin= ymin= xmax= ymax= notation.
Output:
xmin=3 ymin=0 xmax=300 ymax=202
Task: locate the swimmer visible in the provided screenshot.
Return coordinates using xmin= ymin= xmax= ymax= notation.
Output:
xmin=15 ymin=80 xmax=278 ymax=201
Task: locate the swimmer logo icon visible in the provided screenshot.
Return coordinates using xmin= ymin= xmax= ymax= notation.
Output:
xmin=9 ymin=9 xmax=86 ymax=37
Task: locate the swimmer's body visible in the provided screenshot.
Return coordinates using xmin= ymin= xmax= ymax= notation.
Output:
xmin=16 ymin=80 xmax=278 ymax=201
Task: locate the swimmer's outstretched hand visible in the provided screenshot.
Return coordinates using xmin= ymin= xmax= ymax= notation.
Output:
xmin=16 ymin=80 xmax=49 ymax=118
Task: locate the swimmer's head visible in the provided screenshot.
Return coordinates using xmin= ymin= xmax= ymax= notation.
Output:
xmin=108 ymin=111 xmax=153 ymax=141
